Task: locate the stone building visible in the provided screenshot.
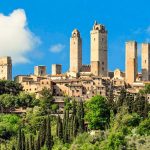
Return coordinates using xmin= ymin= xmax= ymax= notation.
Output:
xmin=125 ymin=41 xmax=137 ymax=84
xmin=15 ymin=75 xmax=52 ymax=94
xmin=70 ymin=29 xmax=82 ymax=73
xmin=141 ymin=43 xmax=150 ymax=81
xmin=52 ymin=64 xmax=62 ymax=75
xmin=34 ymin=65 xmax=46 ymax=76
xmin=0 ymin=56 xmax=12 ymax=80
xmin=90 ymin=21 xmax=108 ymax=76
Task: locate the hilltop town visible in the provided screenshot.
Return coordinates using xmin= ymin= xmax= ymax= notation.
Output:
xmin=0 ymin=21 xmax=150 ymax=150
xmin=0 ymin=21 xmax=150 ymax=103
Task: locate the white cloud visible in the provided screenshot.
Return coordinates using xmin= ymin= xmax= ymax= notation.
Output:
xmin=0 ymin=9 xmax=40 ymax=64
xmin=49 ymin=44 xmax=65 ymax=53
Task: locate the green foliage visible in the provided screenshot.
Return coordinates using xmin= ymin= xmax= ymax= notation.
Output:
xmin=0 ymin=94 xmax=17 ymax=112
xmin=45 ymin=115 xmax=53 ymax=150
xmin=0 ymin=114 xmax=21 ymax=140
xmin=85 ymin=95 xmax=110 ymax=130
xmin=106 ymin=131 xmax=126 ymax=150
xmin=18 ymin=92 xmax=39 ymax=108
xmin=121 ymin=113 xmax=141 ymax=127
xmin=137 ymin=117 xmax=150 ymax=135
xmin=142 ymin=83 xmax=150 ymax=94
xmin=56 ymin=115 xmax=63 ymax=140
xmin=24 ymin=106 xmax=45 ymax=133
xmin=0 ymin=80 xmax=23 ymax=95
xmin=39 ymin=88 xmax=54 ymax=112
xmin=51 ymin=104 xmax=59 ymax=113
xmin=70 ymin=132 xmax=100 ymax=150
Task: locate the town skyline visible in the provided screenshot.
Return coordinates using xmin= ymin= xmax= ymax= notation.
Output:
xmin=1 ymin=0 xmax=150 ymax=77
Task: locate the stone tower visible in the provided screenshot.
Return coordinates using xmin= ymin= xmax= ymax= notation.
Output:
xmin=125 ymin=41 xmax=137 ymax=84
xmin=34 ymin=65 xmax=46 ymax=76
xmin=52 ymin=64 xmax=62 ymax=75
xmin=141 ymin=43 xmax=150 ymax=81
xmin=90 ymin=21 xmax=108 ymax=76
xmin=70 ymin=29 xmax=82 ymax=73
xmin=0 ymin=56 xmax=12 ymax=80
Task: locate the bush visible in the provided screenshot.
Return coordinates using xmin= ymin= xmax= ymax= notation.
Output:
xmin=0 ymin=114 xmax=21 ymax=140
xmin=107 ymin=132 xmax=126 ymax=150
xmin=137 ymin=118 xmax=150 ymax=135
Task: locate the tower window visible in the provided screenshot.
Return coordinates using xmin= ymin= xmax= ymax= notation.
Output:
xmin=102 ymin=62 xmax=104 ymax=65
xmin=145 ymin=60 xmax=147 ymax=63
xmin=102 ymin=67 xmax=104 ymax=71
xmin=94 ymin=38 xmax=95 ymax=41
xmin=102 ymin=38 xmax=104 ymax=41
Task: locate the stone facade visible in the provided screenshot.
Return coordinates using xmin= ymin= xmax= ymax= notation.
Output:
xmin=125 ymin=41 xmax=137 ymax=84
xmin=70 ymin=29 xmax=82 ymax=73
xmin=52 ymin=64 xmax=62 ymax=75
xmin=0 ymin=56 xmax=12 ymax=80
xmin=34 ymin=65 xmax=46 ymax=76
xmin=91 ymin=21 xmax=107 ymax=76
xmin=141 ymin=43 xmax=150 ymax=81
xmin=15 ymin=75 xmax=52 ymax=94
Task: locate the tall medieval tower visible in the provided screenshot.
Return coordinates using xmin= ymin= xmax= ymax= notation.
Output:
xmin=141 ymin=43 xmax=150 ymax=81
xmin=90 ymin=21 xmax=108 ymax=76
xmin=70 ymin=29 xmax=82 ymax=73
xmin=125 ymin=41 xmax=137 ymax=84
xmin=0 ymin=56 xmax=12 ymax=80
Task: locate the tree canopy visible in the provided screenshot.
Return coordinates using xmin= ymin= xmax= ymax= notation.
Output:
xmin=85 ymin=95 xmax=110 ymax=130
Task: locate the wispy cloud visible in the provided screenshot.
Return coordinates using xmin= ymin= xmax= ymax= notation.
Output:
xmin=146 ymin=26 xmax=150 ymax=35
xmin=49 ymin=44 xmax=65 ymax=53
xmin=0 ymin=9 xmax=41 ymax=64
xmin=132 ymin=28 xmax=143 ymax=35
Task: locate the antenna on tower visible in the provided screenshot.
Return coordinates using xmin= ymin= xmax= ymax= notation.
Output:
xmin=94 ymin=20 xmax=98 ymax=25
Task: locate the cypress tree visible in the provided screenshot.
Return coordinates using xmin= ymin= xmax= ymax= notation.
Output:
xmin=117 ymin=88 xmax=126 ymax=109
xmin=56 ymin=115 xmax=63 ymax=140
xmin=125 ymin=93 xmax=134 ymax=113
xmin=17 ymin=127 xmax=22 ymax=150
xmin=26 ymin=138 xmax=29 ymax=150
xmin=29 ymin=134 xmax=34 ymax=150
xmin=22 ymin=130 xmax=25 ymax=150
xmin=45 ymin=115 xmax=52 ymax=150
xmin=39 ymin=118 xmax=46 ymax=147
xmin=63 ymin=109 xmax=67 ymax=143
xmin=66 ymin=108 xmax=70 ymax=143
xmin=70 ymin=100 xmax=78 ymax=138
xmin=36 ymin=133 xmax=41 ymax=150
xmin=77 ymin=100 xmax=84 ymax=133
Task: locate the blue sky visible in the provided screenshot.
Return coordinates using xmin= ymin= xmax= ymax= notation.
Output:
xmin=1 ymin=0 xmax=150 ymax=78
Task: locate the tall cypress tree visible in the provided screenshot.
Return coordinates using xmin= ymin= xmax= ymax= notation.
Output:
xmin=77 ymin=100 xmax=84 ymax=133
xmin=39 ymin=118 xmax=46 ymax=147
xmin=29 ymin=134 xmax=34 ymax=150
xmin=117 ymin=88 xmax=126 ymax=109
xmin=45 ymin=115 xmax=52 ymax=150
xmin=56 ymin=115 xmax=63 ymax=140
xmin=36 ymin=133 xmax=41 ymax=150
xmin=71 ymin=100 xmax=77 ymax=139
xmin=22 ymin=130 xmax=25 ymax=150
xmin=26 ymin=138 xmax=29 ymax=150
xmin=17 ymin=127 xmax=22 ymax=150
